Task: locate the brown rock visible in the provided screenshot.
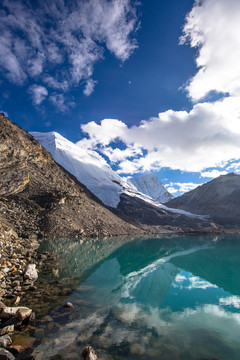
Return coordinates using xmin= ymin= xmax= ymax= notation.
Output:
xmin=0 ymin=325 xmax=14 ymax=336
xmin=0 ymin=306 xmax=31 ymax=320
xmin=10 ymin=335 xmax=36 ymax=353
xmin=13 ymin=297 xmax=20 ymax=306
xmin=16 ymin=308 xmax=32 ymax=321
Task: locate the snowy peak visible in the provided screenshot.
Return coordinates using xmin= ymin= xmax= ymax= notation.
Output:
xmin=30 ymin=131 xmax=124 ymax=208
xmin=30 ymin=131 xmax=110 ymax=169
xmin=128 ymin=173 xmax=174 ymax=203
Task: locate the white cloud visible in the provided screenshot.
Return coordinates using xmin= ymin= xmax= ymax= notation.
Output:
xmin=0 ymin=0 xmax=139 ymax=106
xmin=173 ymin=273 xmax=217 ymax=290
xmin=181 ymin=0 xmax=240 ymax=101
xmin=28 ymin=85 xmax=48 ymax=105
xmin=220 ymin=296 xmax=240 ymax=309
xmin=166 ymin=182 xmax=201 ymax=194
xmin=78 ymin=95 xmax=240 ymax=174
xmin=81 ymin=118 xmax=128 ymax=146
xmin=201 ymin=170 xmax=228 ymax=178
xmin=226 ymin=162 xmax=240 ymax=174
xmin=83 ymin=79 xmax=98 ymax=96
xmin=43 ymin=76 xmax=69 ymax=92
xmin=50 ymin=94 xmax=74 ymax=112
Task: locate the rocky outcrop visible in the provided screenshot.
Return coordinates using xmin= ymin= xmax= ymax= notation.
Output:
xmin=0 ymin=114 xmax=141 ymax=239
xmin=166 ymin=173 xmax=240 ymax=226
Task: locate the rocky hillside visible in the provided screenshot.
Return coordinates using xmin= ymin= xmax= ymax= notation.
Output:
xmin=0 ymin=114 xmax=141 ymax=239
xmin=166 ymin=173 xmax=240 ymax=226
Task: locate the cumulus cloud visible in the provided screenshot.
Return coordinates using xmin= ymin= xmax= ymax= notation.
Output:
xmin=181 ymin=0 xmax=240 ymax=101
xmin=201 ymin=170 xmax=228 ymax=178
xmin=77 ymin=0 xmax=240 ymax=175
xmin=166 ymin=182 xmax=201 ymax=195
xmin=0 ymin=0 xmax=139 ymax=107
xmin=78 ymin=95 xmax=240 ymax=174
xmin=28 ymin=85 xmax=48 ymax=105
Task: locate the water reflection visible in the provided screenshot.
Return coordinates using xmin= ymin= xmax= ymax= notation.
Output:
xmin=33 ymin=235 xmax=240 ymax=360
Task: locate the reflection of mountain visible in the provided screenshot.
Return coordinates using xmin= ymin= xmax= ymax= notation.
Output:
xmin=80 ymin=240 xmax=212 ymax=309
xmin=110 ymin=235 xmax=212 ymax=276
xmin=34 ymin=236 xmax=240 ymax=360
xmin=40 ymin=236 xmax=135 ymax=281
xmin=170 ymin=237 xmax=240 ymax=296
xmin=127 ymin=262 xmax=180 ymax=307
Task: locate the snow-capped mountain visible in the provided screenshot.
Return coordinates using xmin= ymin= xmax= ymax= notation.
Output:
xmin=30 ymin=131 xmax=125 ymax=207
xmin=30 ymin=131 xmax=207 ymax=219
xmin=128 ymin=173 xmax=173 ymax=203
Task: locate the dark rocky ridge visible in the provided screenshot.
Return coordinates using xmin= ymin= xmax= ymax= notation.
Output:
xmin=166 ymin=173 xmax=240 ymax=227
xmin=115 ymin=193 xmax=220 ymax=233
xmin=0 ymin=114 xmax=141 ymax=239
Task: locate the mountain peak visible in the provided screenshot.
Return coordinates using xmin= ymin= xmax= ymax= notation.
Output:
xmin=128 ymin=173 xmax=173 ymax=203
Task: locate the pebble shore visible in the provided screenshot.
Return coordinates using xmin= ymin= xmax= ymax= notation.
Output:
xmin=0 ymin=226 xmax=50 ymax=359
xmin=0 ymin=226 xmax=103 ymax=360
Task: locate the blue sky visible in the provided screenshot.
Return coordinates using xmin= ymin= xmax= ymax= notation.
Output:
xmin=1 ymin=0 xmax=240 ymax=196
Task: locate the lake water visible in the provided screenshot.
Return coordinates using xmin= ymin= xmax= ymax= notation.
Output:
xmin=31 ymin=235 xmax=240 ymax=360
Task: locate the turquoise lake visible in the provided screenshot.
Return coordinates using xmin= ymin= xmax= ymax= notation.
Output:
xmin=32 ymin=235 xmax=240 ymax=359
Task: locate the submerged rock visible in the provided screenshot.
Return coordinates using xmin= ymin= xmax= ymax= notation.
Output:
xmin=63 ymin=302 xmax=74 ymax=309
xmin=82 ymin=346 xmax=102 ymax=360
xmin=10 ymin=334 xmax=36 ymax=354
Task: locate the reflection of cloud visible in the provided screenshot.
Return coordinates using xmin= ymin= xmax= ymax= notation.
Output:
xmin=173 ymin=273 xmax=217 ymax=290
xmin=122 ymin=245 xmax=212 ymax=300
xmin=220 ymin=296 xmax=240 ymax=309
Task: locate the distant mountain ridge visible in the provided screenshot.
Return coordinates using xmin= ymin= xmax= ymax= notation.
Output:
xmin=166 ymin=173 xmax=240 ymax=225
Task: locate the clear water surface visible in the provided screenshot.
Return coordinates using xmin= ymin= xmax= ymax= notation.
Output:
xmin=31 ymin=235 xmax=240 ymax=360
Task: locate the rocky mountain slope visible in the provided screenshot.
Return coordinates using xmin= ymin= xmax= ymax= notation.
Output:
xmin=115 ymin=193 xmax=219 ymax=233
xmin=166 ymin=173 xmax=240 ymax=226
xmin=0 ymin=114 xmax=141 ymax=238
xmin=127 ymin=173 xmax=173 ymax=203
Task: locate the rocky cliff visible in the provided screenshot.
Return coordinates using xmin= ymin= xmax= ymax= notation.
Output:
xmin=0 ymin=114 xmax=141 ymax=238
